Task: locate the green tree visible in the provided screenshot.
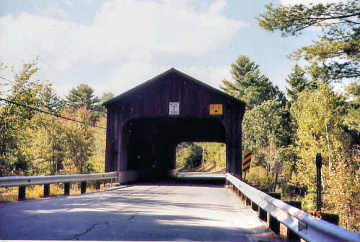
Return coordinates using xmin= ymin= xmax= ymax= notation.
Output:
xmin=0 ymin=62 xmax=43 ymax=176
xmin=63 ymin=107 xmax=95 ymax=174
xmin=30 ymin=114 xmax=66 ymax=175
xmin=95 ymin=92 xmax=114 ymax=113
xmin=39 ymin=83 xmax=65 ymax=112
xmin=290 ymin=84 xmax=349 ymax=191
xmin=66 ymin=84 xmax=100 ymax=111
xmin=344 ymin=82 xmax=360 ymax=138
xmin=221 ymin=56 xmax=284 ymax=109
xmin=258 ymin=1 xmax=360 ymax=80
xmin=242 ymin=100 xmax=291 ymax=190
xmin=286 ymin=65 xmax=308 ymax=102
xmin=243 ymin=100 xmax=291 ymax=151
xmin=328 ymin=146 xmax=360 ymax=232
xmin=88 ymin=115 xmax=107 ymax=173
xmin=101 ymin=92 xmax=114 ymax=103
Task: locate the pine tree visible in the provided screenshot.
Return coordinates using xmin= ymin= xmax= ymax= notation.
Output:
xmin=286 ymin=65 xmax=308 ymax=102
xmin=221 ymin=56 xmax=284 ymax=109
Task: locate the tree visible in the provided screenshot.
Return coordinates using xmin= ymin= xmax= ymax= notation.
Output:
xmin=258 ymin=1 xmax=360 ymax=80
xmin=101 ymin=92 xmax=114 ymax=103
xmin=63 ymin=107 xmax=95 ymax=174
xmin=286 ymin=65 xmax=308 ymax=102
xmin=242 ymin=100 xmax=291 ymax=189
xmin=89 ymin=115 xmax=107 ymax=173
xmin=39 ymin=83 xmax=65 ymax=112
xmin=66 ymin=84 xmax=100 ymax=111
xmin=95 ymin=92 xmax=114 ymax=113
xmin=344 ymin=82 xmax=360 ymax=140
xmin=243 ymin=100 xmax=291 ymax=151
xmin=30 ymin=114 xmax=66 ymax=175
xmin=327 ymin=146 xmax=360 ymax=232
xmin=0 ymin=62 xmax=43 ymax=176
xmin=221 ymin=56 xmax=284 ymax=109
xmin=290 ymin=84 xmax=349 ymax=190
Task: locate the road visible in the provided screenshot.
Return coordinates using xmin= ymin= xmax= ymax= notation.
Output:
xmin=0 ymin=181 xmax=282 ymax=241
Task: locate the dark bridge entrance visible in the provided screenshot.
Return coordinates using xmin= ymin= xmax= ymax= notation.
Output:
xmin=104 ymin=68 xmax=245 ymax=182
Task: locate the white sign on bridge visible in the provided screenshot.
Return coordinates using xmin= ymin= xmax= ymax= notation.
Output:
xmin=169 ymin=102 xmax=179 ymax=115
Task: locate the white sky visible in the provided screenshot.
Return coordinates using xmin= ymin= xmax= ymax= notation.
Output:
xmin=0 ymin=0 xmax=341 ymax=98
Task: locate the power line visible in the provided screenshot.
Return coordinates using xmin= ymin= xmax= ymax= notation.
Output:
xmin=0 ymin=97 xmax=106 ymax=129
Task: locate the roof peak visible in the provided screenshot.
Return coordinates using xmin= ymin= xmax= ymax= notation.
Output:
xmin=103 ymin=68 xmax=244 ymax=106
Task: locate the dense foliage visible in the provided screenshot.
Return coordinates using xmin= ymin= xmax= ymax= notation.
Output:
xmin=250 ymin=1 xmax=360 ymax=231
xmin=0 ymin=62 xmax=109 ymax=176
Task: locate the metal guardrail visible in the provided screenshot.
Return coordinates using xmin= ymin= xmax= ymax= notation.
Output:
xmin=226 ymin=173 xmax=360 ymax=242
xmin=0 ymin=172 xmax=118 ymax=187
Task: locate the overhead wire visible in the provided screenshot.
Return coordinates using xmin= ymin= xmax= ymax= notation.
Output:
xmin=0 ymin=74 xmax=107 ymax=129
xmin=0 ymin=97 xmax=106 ymax=129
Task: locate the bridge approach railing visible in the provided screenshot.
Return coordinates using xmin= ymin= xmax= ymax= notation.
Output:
xmin=226 ymin=173 xmax=360 ymax=242
xmin=0 ymin=172 xmax=119 ymax=200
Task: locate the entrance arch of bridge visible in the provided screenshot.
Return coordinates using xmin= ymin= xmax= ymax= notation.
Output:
xmin=104 ymin=68 xmax=245 ymax=182
xmin=123 ymin=117 xmax=226 ymax=177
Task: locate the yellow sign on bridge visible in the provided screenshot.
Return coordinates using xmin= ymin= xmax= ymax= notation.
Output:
xmin=209 ymin=104 xmax=223 ymax=115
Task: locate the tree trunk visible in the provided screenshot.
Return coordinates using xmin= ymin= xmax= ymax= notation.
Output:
xmin=273 ymin=171 xmax=279 ymax=192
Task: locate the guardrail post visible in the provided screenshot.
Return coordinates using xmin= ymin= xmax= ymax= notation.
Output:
xmin=64 ymin=183 xmax=70 ymax=196
xmin=18 ymin=185 xmax=26 ymax=200
xmin=95 ymin=181 xmax=100 ymax=190
xmin=267 ymin=193 xmax=281 ymax=234
xmin=81 ymin=181 xmax=87 ymax=194
xmin=251 ymin=201 xmax=258 ymax=212
xmin=258 ymin=206 xmax=267 ymax=221
xmin=279 ymin=201 xmax=301 ymax=241
xmin=240 ymin=192 xmax=245 ymax=203
xmin=245 ymin=197 xmax=251 ymax=207
xmin=44 ymin=184 xmax=50 ymax=197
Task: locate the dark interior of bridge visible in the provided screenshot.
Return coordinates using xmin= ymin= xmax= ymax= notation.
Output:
xmin=123 ymin=117 xmax=226 ymax=175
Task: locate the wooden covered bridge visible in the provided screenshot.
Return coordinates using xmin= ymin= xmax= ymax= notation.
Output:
xmin=103 ymin=68 xmax=245 ymax=181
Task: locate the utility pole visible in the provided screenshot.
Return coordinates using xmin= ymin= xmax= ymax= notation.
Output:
xmin=316 ymin=153 xmax=322 ymax=218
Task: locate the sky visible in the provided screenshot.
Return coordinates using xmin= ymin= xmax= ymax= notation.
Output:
xmin=0 ymin=0 xmax=340 ymax=98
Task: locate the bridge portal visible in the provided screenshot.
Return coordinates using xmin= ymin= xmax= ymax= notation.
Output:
xmin=103 ymin=68 xmax=245 ymax=182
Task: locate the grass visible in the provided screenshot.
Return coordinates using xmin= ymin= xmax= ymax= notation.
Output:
xmin=0 ymin=182 xmax=115 ymax=203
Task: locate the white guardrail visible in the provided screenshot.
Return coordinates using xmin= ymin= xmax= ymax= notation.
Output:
xmin=0 ymin=172 xmax=118 ymax=187
xmin=226 ymin=173 xmax=360 ymax=242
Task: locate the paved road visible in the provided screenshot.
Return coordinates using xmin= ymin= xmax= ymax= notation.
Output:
xmin=0 ymin=182 xmax=282 ymax=241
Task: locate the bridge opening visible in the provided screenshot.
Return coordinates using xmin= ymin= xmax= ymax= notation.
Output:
xmin=175 ymin=142 xmax=226 ymax=173
xmin=123 ymin=117 xmax=226 ymax=180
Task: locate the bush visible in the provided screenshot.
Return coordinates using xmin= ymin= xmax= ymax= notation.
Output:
xmin=185 ymin=145 xmax=203 ymax=168
xmin=246 ymin=166 xmax=273 ymax=192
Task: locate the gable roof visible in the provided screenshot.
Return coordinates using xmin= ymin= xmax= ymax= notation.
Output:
xmin=103 ymin=68 xmax=244 ymax=106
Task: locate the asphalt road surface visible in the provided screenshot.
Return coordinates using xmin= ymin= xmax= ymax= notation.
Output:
xmin=0 ymin=181 xmax=282 ymax=241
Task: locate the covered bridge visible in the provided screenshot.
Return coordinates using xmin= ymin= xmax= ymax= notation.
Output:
xmin=103 ymin=68 xmax=245 ymax=182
